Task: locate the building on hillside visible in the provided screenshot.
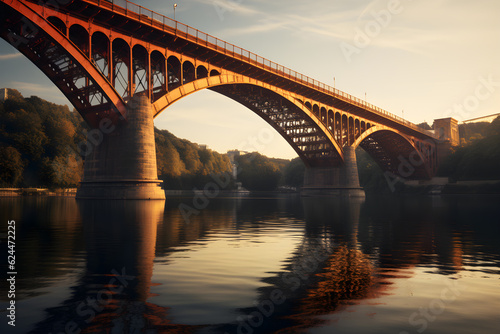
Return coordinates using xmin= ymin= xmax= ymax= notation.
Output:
xmin=226 ymin=150 xmax=240 ymax=163
xmin=0 ymin=88 xmax=8 ymax=101
xmin=433 ymin=117 xmax=459 ymax=146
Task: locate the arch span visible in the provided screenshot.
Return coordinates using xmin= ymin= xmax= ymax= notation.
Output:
xmin=0 ymin=0 xmax=126 ymax=127
xmin=152 ymin=74 xmax=344 ymax=167
xmin=353 ymin=126 xmax=432 ymax=179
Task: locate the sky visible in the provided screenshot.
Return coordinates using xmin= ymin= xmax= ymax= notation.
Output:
xmin=0 ymin=0 xmax=499 ymax=159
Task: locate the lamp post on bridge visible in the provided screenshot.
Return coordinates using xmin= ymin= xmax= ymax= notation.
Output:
xmin=173 ymin=3 xmax=177 ymax=20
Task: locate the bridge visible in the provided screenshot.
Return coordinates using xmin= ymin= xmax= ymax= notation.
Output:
xmin=0 ymin=0 xmax=447 ymax=199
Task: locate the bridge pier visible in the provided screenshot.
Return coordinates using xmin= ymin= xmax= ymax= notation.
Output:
xmin=76 ymin=96 xmax=165 ymax=200
xmin=301 ymin=147 xmax=365 ymax=197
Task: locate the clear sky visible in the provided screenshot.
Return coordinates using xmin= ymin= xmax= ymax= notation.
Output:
xmin=1 ymin=0 xmax=499 ymax=159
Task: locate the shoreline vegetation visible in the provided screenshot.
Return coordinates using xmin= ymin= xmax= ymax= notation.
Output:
xmin=1 ymin=89 xmax=499 ymax=196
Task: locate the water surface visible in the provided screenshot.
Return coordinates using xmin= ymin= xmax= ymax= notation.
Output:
xmin=1 ymin=194 xmax=499 ymax=333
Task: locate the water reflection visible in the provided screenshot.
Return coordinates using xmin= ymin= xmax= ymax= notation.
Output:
xmin=213 ymin=197 xmax=379 ymax=334
xmin=28 ymin=200 xmax=200 ymax=333
xmin=0 ymin=197 xmax=83 ymax=301
xmin=1 ymin=194 xmax=499 ymax=334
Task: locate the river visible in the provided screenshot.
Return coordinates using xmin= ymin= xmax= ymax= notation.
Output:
xmin=1 ymin=194 xmax=499 ymax=334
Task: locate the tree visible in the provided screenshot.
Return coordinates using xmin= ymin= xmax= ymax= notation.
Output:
xmin=235 ymin=153 xmax=282 ymax=191
xmin=0 ymin=146 xmax=24 ymax=186
xmin=49 ymin=155 xmax=83 ymax=187
xmin=1 ymin=108 xmax=48 ymax=160
xmin=284 ymin=157 xmax=305 ymax=188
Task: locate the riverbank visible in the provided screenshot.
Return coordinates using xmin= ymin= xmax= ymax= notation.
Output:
xmin=401 ymin=179 xmax=500 ymax=195
xmin=0 ymin=188 xmax=77 ymax=197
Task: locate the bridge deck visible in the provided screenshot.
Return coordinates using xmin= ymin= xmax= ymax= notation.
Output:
xmin=57 ymin=0 xmax=437 ymax=140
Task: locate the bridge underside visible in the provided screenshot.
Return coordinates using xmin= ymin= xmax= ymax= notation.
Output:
xmin=359 ymin=130 xmax=433 ymax=180
xmin=0 ymin=0 xmax=126 ymax=128
xmin=210 ymin=84 xmax=342 ymax=168
xmin=0 ymin=0 xmax=438 ymax=198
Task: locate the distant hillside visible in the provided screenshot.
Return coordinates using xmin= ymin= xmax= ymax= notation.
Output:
xmin=155 ymin=128 xmax=232 ymax=189
xmin=0 ymin=90 xmax=297 ymax=190
xmin=459 ymin=122 xmax=491 ymax=143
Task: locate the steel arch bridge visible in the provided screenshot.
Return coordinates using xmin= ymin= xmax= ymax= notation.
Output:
xmin=0 ymin=0 xmax=439 ymax=197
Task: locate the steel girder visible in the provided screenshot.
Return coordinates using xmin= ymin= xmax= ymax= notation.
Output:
xmin=0 ymin=0 xmax=126 ymax=128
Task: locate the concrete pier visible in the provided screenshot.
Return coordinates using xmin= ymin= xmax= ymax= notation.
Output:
xmin=302 ymin=147 xmax=365 ymax=197
xmin=76 ymin=96 xmax=165 ymax=200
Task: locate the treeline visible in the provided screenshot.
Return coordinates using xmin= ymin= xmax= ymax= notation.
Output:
xmin=0 ymin=91 xmax=236 ymax=189
xmin=155 ymin=128 xmax=232 ymax=189
xmin=0 ymin=91 xmax=303 ymax=191
xmin=5 ymin=90 xmax=496 ymax=192
xmin=0 ymin=89 xmax=387 ymax=192
xmin=233 ymin=153 xmax=290 ymax=191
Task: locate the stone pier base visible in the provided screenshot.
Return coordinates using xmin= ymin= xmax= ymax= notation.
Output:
xmin=301 ymin=147 xmax=365 ymax=197
xmin=76 ymin=96 xmax=165 ymax=200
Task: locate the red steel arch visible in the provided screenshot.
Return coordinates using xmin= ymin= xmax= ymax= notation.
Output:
xmin=353 ymin=126 xmax=434 ymax=179
xmin=0 ymin=0 xmax=126 ymax=127
xmin=0 ymin=0 xmax=438 ymax=177
xmin=152 ymin=74 xmax=344 ymax=167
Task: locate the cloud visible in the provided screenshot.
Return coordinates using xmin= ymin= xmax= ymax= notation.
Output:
xmin=9 ymin=81 xmax=69 ymax=104
xmin=193 ymin=0 xmax=260 ymax=17
xmin=0 ymin=53 xmax=22 ymax=61
xmin=10 ymin=81 xmax=59 ymax=93
xmin=217 ymin=21 xmax=290 ymax=37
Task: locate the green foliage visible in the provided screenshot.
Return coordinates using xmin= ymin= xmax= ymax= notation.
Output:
xmin=284 ymin=157 xmax=305 ymax=188
xmin=234 ymin=152 xmax=282 ymax=191
xmin=0 ymin=90 xmax=85 ymax=188
xmin=438 ymin=116 xmax=500 ymax=181
xmin=154 ymin=128 xmax=231 ymax=189
xmin=0 ymin=146 xmax=23 ymax=186
xmin=459 ymin=121 xmax=490 ymax=144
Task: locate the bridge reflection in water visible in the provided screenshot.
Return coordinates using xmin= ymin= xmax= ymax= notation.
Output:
xmin=4 ymin=194 xmax=497 ymax=334
xmin=28 ymin=200 xmax=199 ymax=333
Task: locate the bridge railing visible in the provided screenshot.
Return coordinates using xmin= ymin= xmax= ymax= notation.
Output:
xmin=90 ymin=0 xmax=435 ymax=138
